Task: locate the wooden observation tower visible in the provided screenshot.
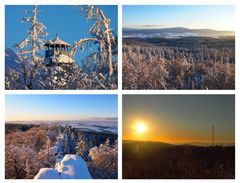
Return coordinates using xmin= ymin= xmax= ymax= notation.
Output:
xmin=44 ymin=35 xmax=74 ymax=66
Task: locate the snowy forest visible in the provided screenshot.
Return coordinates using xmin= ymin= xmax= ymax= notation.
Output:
xmin=5 ymin=5 xmax=118 ymax=90
xmin=123 ymin=37 xmax=235 ymax=90
xmin=5 ymin=123 xmax=118 ymax=179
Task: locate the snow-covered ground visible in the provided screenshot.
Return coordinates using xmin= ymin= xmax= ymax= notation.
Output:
xmin=34 ymin=154 xmax=92 ymax=179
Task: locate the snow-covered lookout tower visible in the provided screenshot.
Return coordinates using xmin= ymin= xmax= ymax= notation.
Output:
xmin=44 ymin=35 xmax=74 ymax=66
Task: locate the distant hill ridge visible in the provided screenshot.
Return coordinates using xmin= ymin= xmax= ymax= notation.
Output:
xmin=123 ymin=140 xmax=174 ymax=147
xmin=123 ymin=27 xmax=234 ymax=38
xmin=123 ymin=140 xmax=235 ymax=147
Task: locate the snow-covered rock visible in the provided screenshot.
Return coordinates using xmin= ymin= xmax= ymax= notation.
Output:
xmin=57 ymin=154 xmax=91 ymax=179
xmin=34 ymin=154 xmax=92 ymax=179
xmin=34 ymin=168 xmax=60 ymax=179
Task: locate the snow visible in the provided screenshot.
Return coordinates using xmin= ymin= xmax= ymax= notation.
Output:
xmin=5 ymin=48 xmax=20 ymax=73
xmin=45 ymin=54 xmax=75 ymax=65
xmin=51 ymin=35 xmax=70 ymax=46
xmin=34 ymin=155 xmax=92 ymax=179
xmin=88 ymin=146 xmax=99 ymax=161
xmin=57 ymin=154 xmax=91 ymax=179
xmin=50 ymin=144 xmax=60 ymax=155
xmin=34 ymin=168 xmax=60 ymax=179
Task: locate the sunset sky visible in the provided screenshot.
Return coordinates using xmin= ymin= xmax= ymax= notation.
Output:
xmin=5 ymin=95 xmax=117 ymax=121
xmin=123 ymin=5 xmax=235 ymax=31
xmin=123 ymin=95 xmax=235 ymax=144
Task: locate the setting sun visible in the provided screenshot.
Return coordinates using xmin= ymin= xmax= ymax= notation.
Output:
xmin=135 ymin=122 xmax=146 ymax=134
xmin=123 ymin=95 xmax=235 ymax=179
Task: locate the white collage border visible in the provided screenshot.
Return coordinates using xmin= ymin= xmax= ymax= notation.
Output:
xmin=0 ymin=0 xmax=239 ymax=182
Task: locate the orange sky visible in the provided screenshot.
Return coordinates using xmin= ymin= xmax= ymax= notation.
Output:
xmin=123 ymin=95 xmax=235 ymax=144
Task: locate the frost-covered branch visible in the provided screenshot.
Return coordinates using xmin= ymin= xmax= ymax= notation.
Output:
xmin=74 ymin=5 xmax=116 ymax=78
xmin=7 ymin=5 xmax=48 ymax=89
xmin=69 ymin=38 xmax=98 ymax=58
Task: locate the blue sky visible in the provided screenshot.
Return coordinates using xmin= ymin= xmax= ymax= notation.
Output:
xmin=5 ymin=5 xmax=118 ymax=63
xmin=5 ymin=95 xmax=118 ymax=121
xmin=123 ymin=5 xmax=234 ymax=31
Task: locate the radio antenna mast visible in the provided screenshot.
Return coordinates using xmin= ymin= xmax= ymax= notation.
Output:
xmin=212 ymin=125 xmax=215 ymax=147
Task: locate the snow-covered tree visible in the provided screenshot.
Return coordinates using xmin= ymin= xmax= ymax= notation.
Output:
xmin=5 ymin=145 xmax=25 ymax=179
xmin=6 ymin=5 xmax=48 ymax=89
xmin=122 ymin=39 xmax=235 ymax=89
xmin=6 ymin=5 xmax=118 ymax=90
xmin=72 ymin=6 xmax=115 ymax=76
xmin=70 ymin=5 xmax=117 ymax=86
xmin=37 ymin=137 xmax=56 ymax=168
xmin=5 ymin=145 xmax=42 ymax=179
xmin=75 ymin=131 xmax=90 ymax=161
xmin=88 ymin=139 xmax=118 ymax=178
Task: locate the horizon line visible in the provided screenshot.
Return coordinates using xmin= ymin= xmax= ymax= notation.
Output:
xmin=122 ymin=139 xmax=235 ymax=145
xmin=123 ymin=26 xmax=235 ymax=32
xmin=5 ymin=118 xmax=118 ymax=123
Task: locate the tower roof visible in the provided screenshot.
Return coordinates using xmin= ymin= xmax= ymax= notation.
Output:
xmin=44 ymin=35 xmax=70 ymax=47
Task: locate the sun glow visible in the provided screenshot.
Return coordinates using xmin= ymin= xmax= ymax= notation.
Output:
xmin=135 ymin=122 xmax=147 ymax=134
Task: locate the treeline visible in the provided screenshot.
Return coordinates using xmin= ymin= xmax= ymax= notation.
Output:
xmin=5 ymin=124 xmax=118 ymax=179
xmin=123 ymin=37 xmax=235 ymax=89
xmin=123 ymin=142 xmax=235 ymax=178
xmin=124 ymin=37 xmax=235 ymax=50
